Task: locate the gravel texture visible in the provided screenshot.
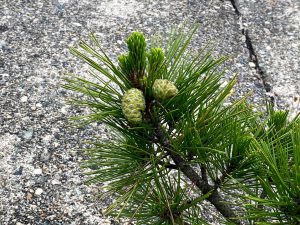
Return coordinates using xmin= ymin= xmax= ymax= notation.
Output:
xmin=0 ymin=0 xmax=299 ymax=224
xmin=239 ymin=0 xmax=300 ymax=116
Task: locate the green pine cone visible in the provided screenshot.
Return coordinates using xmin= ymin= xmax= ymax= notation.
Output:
xmin=152 ymin=79 xmax=178 ymax=100
xmin=122 ymin=88 xmax=146 ymax=124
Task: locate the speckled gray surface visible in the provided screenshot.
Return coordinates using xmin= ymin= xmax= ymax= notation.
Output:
xmin=239 ymin=0 xmax=300 ymax=116
xmin=0 ymin=0 xmax=299 ymax=224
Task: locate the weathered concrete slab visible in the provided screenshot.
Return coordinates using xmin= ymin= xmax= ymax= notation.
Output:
xmin=0 ymin=0 xmax=297 ymax=224
xmin=239 ymin=0 xmax=300 ymax=117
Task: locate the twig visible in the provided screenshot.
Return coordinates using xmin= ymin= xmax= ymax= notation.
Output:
xmin=155 ymin=123 xmax=241 ymax=224
xmin=215 ymin=162 xmax=236 ymax=189
xmin=200 ymin=164 xmax=208 ymax=184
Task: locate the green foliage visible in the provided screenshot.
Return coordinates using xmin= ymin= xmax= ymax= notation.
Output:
xmin=118 ymin=31 xmax=147 ymax=88
xmin=239 ymin=113 xmax=300 ymax=224
xmin=147 ymin=47 xmax=165 ymax=79
xmin=63 ymin=24 xmax=300 ymax=224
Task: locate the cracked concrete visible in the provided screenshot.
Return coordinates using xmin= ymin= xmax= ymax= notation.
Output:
xmin=226 ymin=0 xmax=275 ymax=103
xmin=0 ymin=0 xmax=299 ymax=224
xmin=238 ymin=0 xmax=300 ymax=116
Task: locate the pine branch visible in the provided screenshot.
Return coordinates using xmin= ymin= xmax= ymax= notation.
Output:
xmin=214 ymin=161 xmax=237 ymax=189
xmin=155 ymin=122 xmax=242 ymax=224
xmin=64 ymin=25 xmax=300 ymax=224
xmin=200 ymin=164 xmax=208 ymax=184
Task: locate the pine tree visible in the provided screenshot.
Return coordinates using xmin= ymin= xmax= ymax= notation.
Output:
xmin=63 ymin=24 xmax=300 ymax=224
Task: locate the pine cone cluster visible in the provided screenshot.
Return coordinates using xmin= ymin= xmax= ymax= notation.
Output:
xmin=120 ymin=32 xmax=178 ymax=124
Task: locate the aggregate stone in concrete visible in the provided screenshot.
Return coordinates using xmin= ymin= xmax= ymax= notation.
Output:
xmin=1 ymin=0 xmax=296 ymax=224
xmin=239 ymin=0 xmax=300 ymax=117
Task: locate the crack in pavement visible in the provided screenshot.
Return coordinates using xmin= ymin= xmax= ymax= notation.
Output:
xmin=229 ymin=0 xmax=241 ymax=16
xmin=242 ymin=29 xmax=272 ymax=94
xmin=226 ymin=0 xmax=274 ymax=103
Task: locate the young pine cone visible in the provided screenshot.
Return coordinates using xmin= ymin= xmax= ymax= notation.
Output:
xmin=152 ymin=79 xmax=178 ymax=100
xmin=122 ymin=88 xmax=146 ymax=124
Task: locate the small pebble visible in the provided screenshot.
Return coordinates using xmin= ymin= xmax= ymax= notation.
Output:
xmin=33 ymin=168 xmax=43 ymax=175
xmin=34 ymin=188 xmax=43 ymax=196
xmin=23 ymin=128 xmax=33 ymax=140
xmin=13 ymin=166 xmax=23 ymax=175
xmin=29 ymin=204 xmax=37 ymax=210
xmin=40 ymin=149 xmax=50 ymax=162
xmin=73 ymin=22 xmax=82 ymax=27
xmin=51 ymin=179 xmax=61 ymax=185
xmin=36 ymin=102 xmax=42 ymax=108
xmin=60 ymin=106 xmax=67 ymax=114
xmin=26 ymin=193 xmax=33 ymax=201
xmin=249 ymin=62 xmax=256 ymax=68
xmin=20 ymin=96 xmax=28 ymax=102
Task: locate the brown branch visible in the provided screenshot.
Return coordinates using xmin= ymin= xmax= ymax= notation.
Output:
xmin=155 ymin=123 xmax=241 ymax=224
xmin=157 ymin=161 xmax=179 ymax=170
xmin=200 ymin=164 xmax=208 ymax=184
xmin=257 ymin=189 xmax=267 ymax=210
xmin=215 ymin=162 xmax=236 ymax=188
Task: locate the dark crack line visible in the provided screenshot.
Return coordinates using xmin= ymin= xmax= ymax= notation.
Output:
xmin=229 ymin=0 xmax=241 ymax=16
xmin=220 ymin=0 xmax=241 ymax=15
xmin=242 ymin=29 xmax=272 ymax=93
xmin=226 ymin=0 xmax=274 ymax=104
